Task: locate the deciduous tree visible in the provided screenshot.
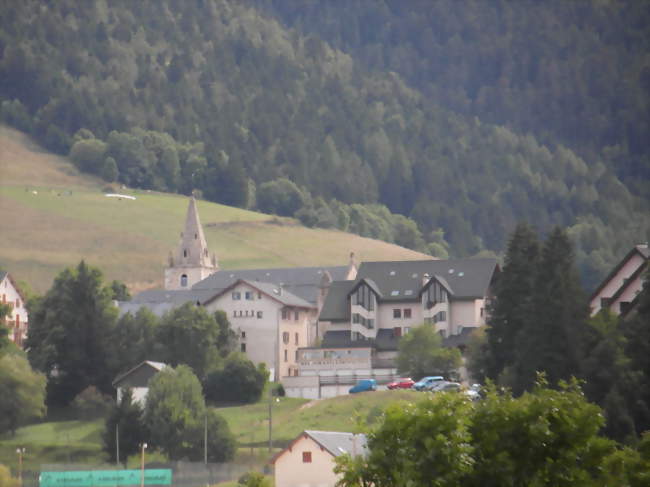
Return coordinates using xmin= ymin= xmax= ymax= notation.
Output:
xmin=26 ymin=261 xmax=118 ymax=406
xmin=396 ymin=325 xmax=461 ymax=379
xmin=0 ymin=354 xmax=46 ymax=435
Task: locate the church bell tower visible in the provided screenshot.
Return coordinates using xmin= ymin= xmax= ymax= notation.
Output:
xmin=164 ymin=197 xmax=218 ymax=290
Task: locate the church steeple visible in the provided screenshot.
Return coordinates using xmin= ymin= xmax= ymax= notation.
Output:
xmin=175 ymin=196 xmax=215 ymax=268
xmin=164 ymin=197 xmax=218 ymax=290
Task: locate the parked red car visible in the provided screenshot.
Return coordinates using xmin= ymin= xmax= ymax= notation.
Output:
xmin=387 ymin=378 xmax=415 ymax=390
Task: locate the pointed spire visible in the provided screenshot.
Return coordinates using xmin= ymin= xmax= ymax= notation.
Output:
xmin=174 ymin=197 xmax=217 ymax=269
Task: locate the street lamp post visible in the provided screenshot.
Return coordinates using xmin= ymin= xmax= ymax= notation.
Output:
xmin=140 ymin=443 xmax=147 ymax=487
xmin=16 ymin=448 xmax=25 ymax=487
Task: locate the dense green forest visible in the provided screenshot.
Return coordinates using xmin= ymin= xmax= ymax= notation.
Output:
xmin=1 ymin=0 xmax=648 ymax=288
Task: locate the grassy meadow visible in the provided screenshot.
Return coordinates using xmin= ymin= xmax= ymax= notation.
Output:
xmin=0 ymin=125 xmax=428 ymax=294
xmin=0 ymin=389 xmax=421 ymax=474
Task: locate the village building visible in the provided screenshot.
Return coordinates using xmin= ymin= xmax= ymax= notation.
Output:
xmin=271 ymin=430 xmax=367 ymax=487
xmin=283 ymin=258 xmax=499 ymax=398
xmin=112 ymin=360 xmax=167 ymax=404
xmin=1 ymin=271 xmax=29 ymax=348
xmin=589 ymin=243 xmax=649 ymax=317
xmin=121 ymin=197 xmax=357 ymax=380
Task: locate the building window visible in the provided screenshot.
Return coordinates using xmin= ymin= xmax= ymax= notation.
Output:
xmin=15 ymin=299 xmax=20 ymax=308
xmin=241 ymin=331 xmax=246 ymax=339
xmin=302 ymin=451 xmax=312 ymax=463
xmin=393 ymin=309 xmax=401 ymax=319
xmin=180 ymin=274 xmax=188 ymax=287
xmin=352 ymin=313 xmax=360 ymax=324
xmin=257 ymin=311 xmax=263 ymax=319
xmin=284 ymin=349 xmax=288 ymax=362
xmin=232 ymin=292 xmax=241 ymax=300
xmin=283 ymin=332 xmax=289 ymax=344
xmin=367 ymin=318 xmax=374 ymax=329
xmin=258 ymin=292 xmax=262 ymax=299
xmin=245 ymin=291 xmax=253 ymax=300
xmin=480 ymin=307 xmax=484 ymax=317
xmin=404 ymin=327 xmax=411 ymax=334
xmin=282 ymin=309 xmax=289 ymax=320
xmin=241 ymin=343 xmax=246 ymax=352
xmin=183 ymin=249 xmax=187 ymax=258
xmin=295 ymin=332 xmax=299 ymax=345
xmin=295 ymin=350 xmax=299 ymax=361
xmin=294 ymin=311 xmax=299 ymax=320
xmin=403 ymin=308 xmax=411 ymax=319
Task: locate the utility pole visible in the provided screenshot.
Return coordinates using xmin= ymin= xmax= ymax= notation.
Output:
xmin=16 ymin=448 xmax=25 ymax=487
xmin=204 ymin=412 xmax=208 ymax=465
xmin=268 ymin=385 xmax=273 ymax=453
xmin=140 ymin=443 xmax=147 ymax=487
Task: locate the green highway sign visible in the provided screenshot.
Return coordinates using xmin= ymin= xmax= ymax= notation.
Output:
xmin=39 ymin=469 xmax=172 ymax=487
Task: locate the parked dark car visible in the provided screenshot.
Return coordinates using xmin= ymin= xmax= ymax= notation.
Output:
xmin=349 ymin=379 xmax=377 ymax=394
xmin=387 ymin=378 xmax=415 ymax=390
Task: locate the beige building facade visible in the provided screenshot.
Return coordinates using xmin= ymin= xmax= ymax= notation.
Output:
xmin=272 ymin=431 xmax=366 ymax=487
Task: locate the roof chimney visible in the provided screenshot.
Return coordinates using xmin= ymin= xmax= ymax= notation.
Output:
xmin=422 ymin=273 xmax=430 ymax=287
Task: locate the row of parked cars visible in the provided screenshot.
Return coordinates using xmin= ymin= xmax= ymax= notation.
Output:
xmin=349 ymin=376 xmax=481 ymax=399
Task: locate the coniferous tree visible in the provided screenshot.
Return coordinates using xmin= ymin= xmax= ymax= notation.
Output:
xmin=620 ymin=272 xmax=650 ymax=436
xmin=103 ymin=389 xmax=147 ymax=463
xmin=513 ymin=227 xmax=589 ymax=394
xmin=485 ymin=223 xmax=540 ymax=382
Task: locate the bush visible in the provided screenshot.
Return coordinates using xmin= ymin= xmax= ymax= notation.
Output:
xmin=204 ymin=354 xmax=267 ymax=404
xmin=71 ymin=386 xmax=112 ymax=419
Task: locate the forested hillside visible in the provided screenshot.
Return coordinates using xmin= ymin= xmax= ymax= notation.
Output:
xmin=1 ymin=0 xmax=648 ymax=288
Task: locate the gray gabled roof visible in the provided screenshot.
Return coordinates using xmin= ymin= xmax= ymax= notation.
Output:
xmin=203 ymin=279 xmax=313 ymax=309
xmin=356 ymin=258 xmax=498 ymax=301
xmin=319 ymin=281 xmax=356 ymax=321
xmin=192 ymin=265 xmax=349 ymax=304
xmin=112 ymin=360 xmax=167 ymax=388
xmin=304 ymin=431 xmax=368 ymax=458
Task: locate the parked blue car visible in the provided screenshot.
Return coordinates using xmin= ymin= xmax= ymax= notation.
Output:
xmin=349 ymin=379 xmax=377 ymax=394
xmin=412 ymin=376 xmax=444 ymax=391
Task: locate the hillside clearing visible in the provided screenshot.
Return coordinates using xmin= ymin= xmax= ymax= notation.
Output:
xmin=0 ymin=126 xmax=428 ymax=294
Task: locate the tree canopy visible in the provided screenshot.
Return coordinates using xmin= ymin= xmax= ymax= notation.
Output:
xmin=397 ymin=325 xmax=461 ymax=380
xmin=26 ymin=260 xmax=118 ymax=406
xmin=335 ymin=379 xmax=646 ymax=486
xmin=0 ymin=354 xmax=46 ymax=435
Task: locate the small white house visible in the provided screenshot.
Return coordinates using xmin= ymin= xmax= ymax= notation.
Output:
xmin=112 ymin=360 xmax=167 ymax=404
xmin=1 ymin=271 xmax=29 ymax=348
xmin=271 ymin=430 xmax=367 ymax=487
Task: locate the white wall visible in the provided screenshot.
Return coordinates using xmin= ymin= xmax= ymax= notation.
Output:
xmin=1 ymin=275 xmax=28 ymax=347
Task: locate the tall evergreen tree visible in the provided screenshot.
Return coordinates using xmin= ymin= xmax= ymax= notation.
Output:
xmin=103 ymin=389 xmax=147 ymax=463
xmin=485 ymin=223 xmax=540 ymax=382
xmin=513 ymin=227 xmax=589 ymax=394
xmin=620 ymin=271 xmax=650 ymax=436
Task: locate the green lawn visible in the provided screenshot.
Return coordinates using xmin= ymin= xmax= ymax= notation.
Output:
xmin=0 ymin=390 xmax=422 ymax=474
